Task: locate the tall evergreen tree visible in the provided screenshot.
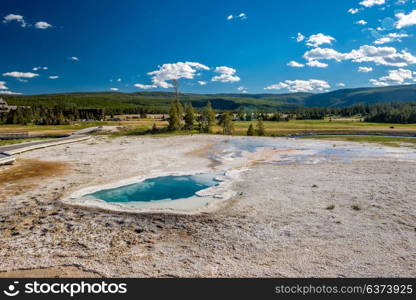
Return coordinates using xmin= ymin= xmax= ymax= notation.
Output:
xmin=168 ymin=100 xmax=181 ymax=131
xmin=221 ymin=112 xmax=234 ymax=135
xmin=184 ymin=102 xmax=195 ymax=130
xmin=247 ymin=123 xmax=255 ymax=136
xmin=202 ymin=101 xmax=216 ymax=133
xmin=256 ymin=118 xmax=266 ymax=136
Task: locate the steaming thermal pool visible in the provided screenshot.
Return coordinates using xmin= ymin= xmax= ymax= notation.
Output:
xmin=82 ymin=173 xmax=219 ymax=203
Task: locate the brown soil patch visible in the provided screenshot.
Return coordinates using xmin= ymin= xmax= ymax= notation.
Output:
xmin=0 ymin=159 xmax=68 ymax=183
xmin=0 ymin=266 xmax=102 ymax=278
xmin=0 ymin=159 xmax=69 ymax=202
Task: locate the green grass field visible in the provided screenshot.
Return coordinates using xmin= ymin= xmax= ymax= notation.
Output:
xmin=2 ymin=119 xmax=416 ymax=141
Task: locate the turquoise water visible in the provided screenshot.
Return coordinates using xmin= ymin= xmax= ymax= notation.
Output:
xmin=85 ymin=173 xmax=218 ymax=203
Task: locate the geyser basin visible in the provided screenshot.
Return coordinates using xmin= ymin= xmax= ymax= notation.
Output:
xmin=78 ymin=173 xmax=220 ymax=203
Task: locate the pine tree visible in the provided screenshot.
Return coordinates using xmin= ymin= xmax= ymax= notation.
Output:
xmin=256 ymin=119 xmax=266 ymax=136
xmin=151 ymin=123 xmax=158 ymax=134
xmin=247 ymin=123 xmax=255 ymax=136
xmin=202 ymin=101 xmax=216 ymax=133
xmin=221 ymin=112 xmax=234 ymax=135
xmin=168 ymin=100 xmax=181 ymax=131
xmin=184 ymin=102 xmax=195 ymax=130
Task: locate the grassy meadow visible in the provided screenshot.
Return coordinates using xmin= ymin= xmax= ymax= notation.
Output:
xmin=1 ymin=118 xmax=416 ymax=147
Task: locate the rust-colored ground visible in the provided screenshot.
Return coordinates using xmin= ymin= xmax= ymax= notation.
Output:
xmin=0 ymin=159 xmax=69 ymax=202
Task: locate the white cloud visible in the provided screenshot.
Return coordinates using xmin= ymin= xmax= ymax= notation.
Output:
xmin=303 ymin=45 xmax=416 ymax=67
xmin=116 ymin=78 xmax=122 ymax=82
xmin=296 ymin=32 xmax=305 ymax=42
xmin=237 ymin=86 xmax=248 ymax=93
xmin=35 ymin=21 xmax=52 ymax=29
xmin=0 ymin=90 xmax=21 ymax=95
xmin=134 ymin=83 xmax=156 ymax=89
xmin=304 ymin=47 xmax=346 ymax=62
xmin=306 ymin=60 xmax=328 ymax=68
xmin=359 ymin=0 xmax=386 ymax=7
xmin=0 ymin=81 xmax=20 ymax=94
xmin=3 ymin=71 xmax=39 ymax=78
xmin=227 ymin=13 xmax=247 ymax=21
xmin=264 ymin=79 xmax=330 ymax=93
xmin=348 ymin=8 xmax=360 ymax=14
xmin=32 ymin=66 xmax=48 ymax=71
xmin=347 ymin=45 xmax=416 ymax=67
xmin=306 ymin=33 xmax=335 ymax=47
xmin=135 ymin=62 xmax=210 ymax=89
xmin=3 ymin=14 xmax=27 ymax=27
xmin=48 ymin=76 xmax=59 ymax=79
xmin=370 ymin=68 xmax=415 ymax=86
xmin=395 ymin=10 xmax=416 ymax=29
xmin=110 ymin=88 xmax=119 ymax=91
xmin=374 ymin=32 xmax=409 ymax=44
xmin=0 ymin=81 xmax=8 ymax=90
xmin=337 ymin=83 xmax=346 ymax=87
xmin=211 ymin=66 xmax=240 ymax=83
xmin=356 ymin=20 xmax=368 ymax=25
xmin=70 ymin=56 xmax=79 ymax=61
xmin=287 ymin=61 xmax=304 ymax=68
xmin=197 ymin=81 xmax=207 ymax=86
xmin=358 ymin=66 xmax=373 ymax=72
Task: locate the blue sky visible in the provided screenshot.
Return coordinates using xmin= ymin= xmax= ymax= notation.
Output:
xmin=1 ymin=0 xmax=416 ymax=95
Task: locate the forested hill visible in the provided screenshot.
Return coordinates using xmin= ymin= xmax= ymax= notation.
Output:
xmin=304 ymin=84 xmax=416 ymax=108
xmin=3 ymin=84 xmax=416 ymax=112
xmin=2 ymin=92 xmax=310 ymax=112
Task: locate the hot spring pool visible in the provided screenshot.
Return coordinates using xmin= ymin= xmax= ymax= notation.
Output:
xmin=82 ymin=173 xmax=219 ymax=203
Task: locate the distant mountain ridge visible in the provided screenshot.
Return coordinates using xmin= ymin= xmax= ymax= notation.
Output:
xmin=3 ymin=84 xmax=416 ymax=111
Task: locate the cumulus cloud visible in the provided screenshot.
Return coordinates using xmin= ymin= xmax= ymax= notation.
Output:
xmin=296 ymin=32 xmax=305 ymax=42
xmin=306 ymin=33 xmax=335 ymax=47
xmin=0 ymin=90 xmax=21 ymax=95
xmin=211 ymin=66 xmax=240 ymax=83
xmin=2 ymin=14 xmax=27 ymax=27
xmin=110 ymin=88 xmax=119 ymax=91
xmin=303 ymin=45 xmax=416 ymax=67
xmin=264 ymin=79 xmax=330 ymax=93
xmin=0 ymin=81 xmax=8 ymax=90
xmin=395 ymin=10 xmax=416 ymax=29
xmin=306 ymin=60 xmax=328 ymax=68
xmin=135 ymin=62 xmax=210 ymax=89
xmin=35 ymin=21 xmax=52 ymax=29
xmin=370 ymin=68 xmax=415 ymax=86
xmin=3 ymin=71 xmax=39 ymax=78
xmin=69 ymin=56 xmax=79 ymax=61
xmin=48 ymin=76 xmax=59 ymax=79
xmin=374 ymin=32 xmax=409 ymax=44
xmin=197 ymin=81 xmax=207 ymax=85
xmin=348 ymin=8 xmax=361 ymax=14
xmin=356 ymin=20 xmax=368 ymax=25
xmin=359 ymin=0 xmax=386 ymax=7
xmin=287 ymin=61 xmax=305 ymax=68
xmin=116 ymin=78 xmax=122 ymax=82
xmin=337 ymin=83 xmax=346 ymax=87
xmin=0 ymin=81 xmax=20 ymax=94
xmin=358 ymin=66 xmax=374 ymax=72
